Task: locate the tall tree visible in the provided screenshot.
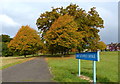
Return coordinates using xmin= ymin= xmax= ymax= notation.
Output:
xmin=8 ymin=25 xmax=43 ymax=57
xmin=44 ymin=14 xmax=83 ymax=55
xmin=75 ymin=7 xmax=104 ymax=52
xmin=36 ymin=4 xmax=104 ymax=52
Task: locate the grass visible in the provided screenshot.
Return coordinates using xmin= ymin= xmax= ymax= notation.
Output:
xmin=0 ymin=42 xmax=2 ymax=56
xmin=0 ymin=56 xmax=37 ymax=70
xmin=46 ymin=51 xmax=118 ymax=83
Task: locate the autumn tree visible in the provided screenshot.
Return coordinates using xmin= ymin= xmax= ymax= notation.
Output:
xmin=75 ymin=7 xmax=104 ymax=52
xmin=44 ymin=14 xmax=83 ymax=55
xmin=36 ymin=4 xmax=104 ymax=53
xmin=97 ymin=41 xmax=106 ymax=51
xmin=8 ymin=25 xmax=43 ymax=57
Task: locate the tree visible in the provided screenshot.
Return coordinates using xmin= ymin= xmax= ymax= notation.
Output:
xmin=0 ymin=34 xmax=12 ymax=42
xmin=36 ymin=3 xmax=104 ymax=53
xmin=44 ymin=14 xmax=83 ymax=55
xmin=8 ymin=25 xmax=43 ymax=57
xmin=0 ymin=34 xmax=13 ymax=56
xmin=2 ymin=42 xmax=13 ymax=56
xmin=36 ymin=7 xmax=61 ymax=38
xmin=75 ymin=7 xmax=104 ymax=52
xmin=97 ymin=41 xmax=106 ymax=51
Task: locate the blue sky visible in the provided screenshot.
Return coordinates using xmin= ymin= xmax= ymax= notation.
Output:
xmin=0 ymin=0 xmax=119 ymax=44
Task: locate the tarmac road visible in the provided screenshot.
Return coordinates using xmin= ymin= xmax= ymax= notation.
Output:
xmin=2 ymin=57 xmax=52 ymax=82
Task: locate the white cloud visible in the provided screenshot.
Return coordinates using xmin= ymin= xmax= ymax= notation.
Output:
xmin=0 ymin=14 xmax=20 ymax=27
xmin=0 ymin=1 xmax=118 ymax=43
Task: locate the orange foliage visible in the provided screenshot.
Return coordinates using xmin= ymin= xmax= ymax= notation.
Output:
xmin=8 ymin=25 xmax=43 ymax=55
xmin=44 ymin=14 xmax=83 ymax=48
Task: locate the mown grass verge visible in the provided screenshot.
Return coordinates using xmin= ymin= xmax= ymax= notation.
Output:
xmin=46 ymin=51 xmax=118 ymax=83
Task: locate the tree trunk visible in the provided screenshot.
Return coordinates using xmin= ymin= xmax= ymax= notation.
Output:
xmin=67 ymin=51 xmax=69 ymax=55
xmin=24 ymin=54 xmax=26 ymax=58
xmin=78 ymin=49 xmax=81 ymax=53
xmin=61 ymin=52 xmax=64 ymax=57
xmin=51 ymin=52 xmax=53 ymax=56
xmin=67 ymin=49 xmax=69 ymax=55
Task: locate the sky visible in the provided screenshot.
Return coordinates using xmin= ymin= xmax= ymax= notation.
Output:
xmin=0 ymin=0 xmax=119 ymax=44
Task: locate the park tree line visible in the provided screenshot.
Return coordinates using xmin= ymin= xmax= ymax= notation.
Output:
xmin=1 ymin=4 xmax=106 ymax=57
xmin=0 ymin=34 xmax=13 ymax=56
xmin=0 ymin=26 xmax=43 ymax=57
xmin=36 ymin=4 xmax=106 ymax=55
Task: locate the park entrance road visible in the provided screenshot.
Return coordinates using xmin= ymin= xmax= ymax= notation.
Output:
xmin=2 ymin=57 xmax=52 ymax=82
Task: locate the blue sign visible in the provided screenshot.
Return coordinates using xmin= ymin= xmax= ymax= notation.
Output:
xmin=76 ymin=51 xmax=99 ymax=61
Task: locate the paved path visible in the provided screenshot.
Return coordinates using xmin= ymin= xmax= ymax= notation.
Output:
xmin=2 ymin=57 xmax=52 ymax=82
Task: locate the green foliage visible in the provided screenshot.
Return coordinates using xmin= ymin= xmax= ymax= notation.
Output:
xmin=0 ymin=34 xmax=12 ymax=42
xmin=36 ymin=4 xmax=104 ymax=53
xmin=8 ymin=25 xmax=44 ymax=57
xmin=0 ymin=34 xmax=13 ymax=56
xmin=2 ymin=42 xmax=13 ymax=56
xmin=46 ymin=51 xmax=118 ymax=82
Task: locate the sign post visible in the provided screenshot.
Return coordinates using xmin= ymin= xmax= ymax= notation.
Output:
xmin=93 ymin=61 xmax=96 ymax=84
xmin=78 ymin=59 xmax=81 ymax=76
xmin=76 ymin=51 xmax=99 ymax=84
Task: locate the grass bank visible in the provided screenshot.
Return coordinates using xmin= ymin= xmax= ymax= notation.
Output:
xmin=0 ymin=56 xmax=36 ymax=70
xmin=46 ymin=51 xmax=118 ymax=83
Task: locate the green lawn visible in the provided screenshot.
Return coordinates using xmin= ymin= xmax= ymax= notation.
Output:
xmin=0 ymin=42 xmax=2 ymax=55
xmin=46 ymin=51 xmax=118 ymax=83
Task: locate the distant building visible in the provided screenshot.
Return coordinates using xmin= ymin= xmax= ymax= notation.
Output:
xmin=107 ymin=43 xmax=120 ymax=51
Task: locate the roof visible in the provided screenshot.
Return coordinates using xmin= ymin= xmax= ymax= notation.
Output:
xmin=107 ymin=43 xmax=120 ymax=47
